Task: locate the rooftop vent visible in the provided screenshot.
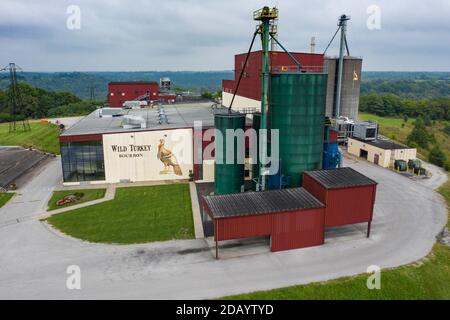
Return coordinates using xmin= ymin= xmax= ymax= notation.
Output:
xmin=99 ymin=107 xmax=123 ymax=118
xmin=122 ymin=115 xmax=147 ymax=129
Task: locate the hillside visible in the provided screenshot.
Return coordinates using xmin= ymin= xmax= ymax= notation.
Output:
xmin=1 ymin=71 xmax=449 ymax=100
xmin=0 ymin=71 xmax=234 ymax=100
xmin=359 ymin=113 xmax=450 ymax=166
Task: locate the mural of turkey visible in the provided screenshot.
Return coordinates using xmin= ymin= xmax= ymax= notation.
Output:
xmin=157 ymin=136 xmax=183 ymax=176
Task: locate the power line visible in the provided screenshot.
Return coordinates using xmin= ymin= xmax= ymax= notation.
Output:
xmin=0 ymin=63 xmax=31 ymax=132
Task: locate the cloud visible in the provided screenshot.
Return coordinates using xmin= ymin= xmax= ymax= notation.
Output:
xmin=0 ymin=0 xmax=449 ymax=71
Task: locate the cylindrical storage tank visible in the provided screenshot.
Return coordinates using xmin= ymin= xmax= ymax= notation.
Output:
xmin=251 ymin=113 xmax=261 ymax=190
xmin=214 ymin=113 xmax=246 ymax=195
xmin=270 ymin=73 xmax=327 ymax=187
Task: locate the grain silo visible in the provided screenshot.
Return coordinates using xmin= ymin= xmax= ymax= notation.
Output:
xmin=269 ymin=72 xmax=327 ymax=187
xmin=214 ymin=113 xmax=246 ymax=195
xmin=325 ymin=56 xmax=362 ymax=120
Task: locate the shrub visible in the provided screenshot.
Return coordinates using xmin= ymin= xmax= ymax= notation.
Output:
xmin=429 ymin=146 xmax=447 ymax=168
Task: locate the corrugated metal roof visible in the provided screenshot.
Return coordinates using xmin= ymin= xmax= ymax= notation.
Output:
xmin=204 ymin=188 xmax=324 ymax=219
xmin=304 ymin=167 xmax=377 ymax=189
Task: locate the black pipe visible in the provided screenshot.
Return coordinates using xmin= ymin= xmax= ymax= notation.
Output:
xmin=229 ymin=30 xmax=259 ymax=112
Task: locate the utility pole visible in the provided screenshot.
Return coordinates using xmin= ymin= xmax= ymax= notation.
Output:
xmin=335 ymin=14 xmax=350 ymax=118
xmin=254 ymin=6 xmax=278 ymax=191
xmin=310 ymin=36 xmax=316 ymax=54
xmin=89 ymin=85 xmax=95 ymax=101
xmin=0 ymin=63 xmax=31 ymax=132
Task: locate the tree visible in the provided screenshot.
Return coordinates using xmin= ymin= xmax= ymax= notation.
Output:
xmin=407 ymin=117 xmax=431 ymax=149
xmin=429 ymin=146 xmax=447 ymax=168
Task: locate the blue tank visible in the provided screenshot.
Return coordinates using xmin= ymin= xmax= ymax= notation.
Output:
xmin=323 ymin=142 xmax=341 ymax=169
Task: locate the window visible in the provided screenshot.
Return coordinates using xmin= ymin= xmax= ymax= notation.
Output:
xmin=61 ymin=141 xmax=105 ymax=182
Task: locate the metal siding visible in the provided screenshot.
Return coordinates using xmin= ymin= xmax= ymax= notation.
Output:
xmin=108 ymin=82 xmax=159 ymax=108
xmin=215 ymin=214 xmax=272 ymax=241
xmin=302 ymin=172 xmax=327 ymax=204
xmin=270 ymin=73 xmax=327 ymax=187
xmin=302 ymin=172 xmax=377 ymax=227
xmin=214 ymin=114 xmax=246 ymax=195
xmin=59 ymin=134 xmax=103 ymax=143
xmin=325 ymin=186 xmax=375 ymax=227
xmin=227 ymin=51 xmax=325 ymax=102
xmin=271 ymin=208 xmax=325 ymax=252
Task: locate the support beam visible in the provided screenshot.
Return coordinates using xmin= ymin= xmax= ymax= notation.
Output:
xmin=269 ymin=34 xmax=302 ymax=68
xmin=215 ymin=219 xmax=219 ymax=259
xmin=367 ymin=220 xmax=372 ymax=238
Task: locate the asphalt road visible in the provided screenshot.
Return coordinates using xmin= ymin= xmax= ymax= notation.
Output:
xmin=0 ymin=157 xmax=447 ymax=299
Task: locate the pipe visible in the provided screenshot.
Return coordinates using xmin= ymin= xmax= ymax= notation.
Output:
xmin=269 ymin=34 xmax=302 ymax=68
xmin=335 ymin=15 xmax=349 ymax=118
xmin=229 ymin=31 xmax=259 ymax=112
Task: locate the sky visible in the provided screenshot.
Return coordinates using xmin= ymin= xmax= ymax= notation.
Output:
xmin=1 ymin=0 xmax=450 ymax=72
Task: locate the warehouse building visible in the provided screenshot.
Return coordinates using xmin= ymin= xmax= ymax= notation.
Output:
xmin=108 ymin=81 xmax=176 ymax=108
xmin=222 ymin=51 xmax=362 ymax=120
xmin=222 ymin=51 xmax=324 ymax=112
xmin=59 ymin=103 xmax=252 ymax=185
xmin=347 ymin=137 xmax=417 ymax=168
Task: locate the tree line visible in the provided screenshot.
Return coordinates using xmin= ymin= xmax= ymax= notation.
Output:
xmin=0 ymin=83 xmax=103 ymax=121
xmin=360 ymin=93 xmax=450 ymax=120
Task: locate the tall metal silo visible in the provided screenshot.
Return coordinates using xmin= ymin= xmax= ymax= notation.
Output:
xmin=325 ymin=56 xmax=362 ymax=120
xmin=214 ymin=113 xmax=246 ymax=195
xmin=251 ymin=113 xmax=261 ymax=190
xmin=269 ymin=73 xmax=327 ymax=187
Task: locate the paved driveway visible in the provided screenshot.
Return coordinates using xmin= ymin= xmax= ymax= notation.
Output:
xmin=0 ymin=157 xmax=447 ymax=299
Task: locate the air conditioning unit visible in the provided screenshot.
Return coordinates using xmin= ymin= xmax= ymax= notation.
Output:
xmin=122 ymin=115 xmax=147 ymax=129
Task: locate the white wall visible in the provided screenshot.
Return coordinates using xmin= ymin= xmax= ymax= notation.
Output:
xmin=348 ymin=138 xmax=417 ymax=168
xmin=222 ymin=92 xmax=261 ymax=112
xmin=103 ymin=129 xmax=193 ymax=183
xmin=201 ymin=159 xmax=215 ymax=183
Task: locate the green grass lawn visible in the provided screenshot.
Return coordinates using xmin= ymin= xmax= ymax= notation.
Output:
xmin=47 ymin=184 xmax=194 ymax=244
xmin=47 ymin=188 xmax=106 ymax=211
xmin=0 ymin=193 xmax=15 ymax=208
xmin=224 ymin=244 xmax=450 ymax=300
xmin=0 ymin=121 xmax=60 ymax=154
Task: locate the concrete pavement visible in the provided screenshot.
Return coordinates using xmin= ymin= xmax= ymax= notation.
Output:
xmin=0 ymin=156 xmax=447 ymax=299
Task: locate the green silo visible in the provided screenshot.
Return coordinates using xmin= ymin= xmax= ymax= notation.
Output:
xmin=251 ymin=113 xmax=261 ymax=190
xmin=269 ymin=73 xmax=327 ymax=187
xmin=214 ymin=113 xmax=246 ymax=195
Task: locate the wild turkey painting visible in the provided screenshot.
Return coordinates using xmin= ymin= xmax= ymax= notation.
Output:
xmin=157 ymin=137 xmax=183 ymax=176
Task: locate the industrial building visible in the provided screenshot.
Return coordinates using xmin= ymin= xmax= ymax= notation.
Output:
xmin=204 ymin=167 xmax=376 ymax=256
xmin=58 ymin=7 xmax=378 ymax=257
xmin=324 ymin=56 xmax=362 ymax=120
xmin=59 ymin=103 xmax=240 ymax=184
xmin=222 ymin=54 xmax=362 ymax=120
xmin=348 ymin=137 xmax=417 ymax=168
xmin=108 ymin=81 xmax=176 ymax=108
xmin=222 ymin=51 xmax=325 ymax=113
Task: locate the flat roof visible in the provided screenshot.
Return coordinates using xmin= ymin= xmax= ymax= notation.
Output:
xmin=61 ymin=103 xmax=245 ymax=137
xmin=304 ymin=168 xmax=377 ymax=189
xmin=108 ymin=81 xmax=158 ymax=85
xmin=204 ymin=188 xmax=324 ymax=219
xmin=350 ymin=137 xmax=410 ymax=150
